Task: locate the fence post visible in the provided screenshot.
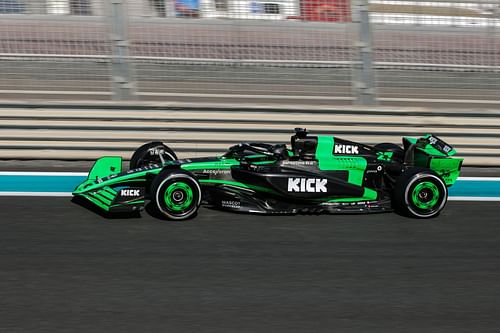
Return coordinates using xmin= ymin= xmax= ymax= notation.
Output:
xmin=351 ymin=0 xmax=376 ymax=105
xmin=107 ymin=0 xmax=136 ymax=100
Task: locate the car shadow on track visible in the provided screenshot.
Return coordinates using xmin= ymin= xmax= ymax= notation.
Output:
xmin=143 ymin=202 xmax=199 ymax=221
xmin=71 ymin=196 xmax=142 ymax=220
xmin=71 ymin=197 xmax=200 ymax=221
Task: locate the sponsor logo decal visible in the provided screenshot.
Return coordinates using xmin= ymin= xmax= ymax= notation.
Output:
xmin=428 ymin=135 xmax=453 ymax=154
xmin=221 ymin=200 xmax=241 ymax=209
xmin=282 ymin=161 xmax=315 ymax=166
xmin=334 ymin=144 xmax=359 ymax=155
xmin=128 ymin=164 xmax=160 ymax=174
xmin=366 ymin=166 xmax=383 ymax=174
xmin=287 ymin=178 xmax=327 ymax=193
xmin=202 ymin=169 xmax=231 ymax=175
xmin=120 ymin=189 xmax=141 ymax=197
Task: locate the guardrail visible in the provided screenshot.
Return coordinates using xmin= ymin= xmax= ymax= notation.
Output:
xmin=1 ymin=1 xmax=499 ymax=107
xmin=0 ymin=102 xmax=498 ymax=166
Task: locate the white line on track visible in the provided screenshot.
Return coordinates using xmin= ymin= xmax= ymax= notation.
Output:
xmin=457 ymin=177 xmax=500 ymax=181
xmin=0 ymin=192 xmax=73 ymax=197
xmin=448 ymin=197 xmax=500 ymax=202
xmin=0 ymin=172 xmax=88 ymax=176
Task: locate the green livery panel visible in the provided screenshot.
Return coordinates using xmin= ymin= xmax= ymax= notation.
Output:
xmin=404 ymin=135 xmax=463 ymax=186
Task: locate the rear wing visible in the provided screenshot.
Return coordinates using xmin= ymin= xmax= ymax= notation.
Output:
xmin=403 ymin=135 xmax=463 ymax=186
xmin=403 ymin=134 xmax=456 ymax=157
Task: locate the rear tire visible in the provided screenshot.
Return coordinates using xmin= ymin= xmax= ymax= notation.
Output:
xmin=393 ymin=168 xmax=448 ymax=218
xmin=151 ymin=170 xmax=201 ymax=220
xmin=130 ymin=142 xmax=177 ymax=169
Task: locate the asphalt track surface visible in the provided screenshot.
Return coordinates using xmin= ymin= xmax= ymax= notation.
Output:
xmin=1 ymin=197 xmax=500 ymax=332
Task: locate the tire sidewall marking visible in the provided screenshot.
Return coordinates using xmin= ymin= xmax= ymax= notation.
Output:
xmin=145 ymin=145 xmax=176 ymax=164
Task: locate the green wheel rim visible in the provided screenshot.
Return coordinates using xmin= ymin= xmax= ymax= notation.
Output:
xmin=411 ymin=181 xmax=440 ymax=210
xmin=164 ymin=182 xmax=194 ymax=212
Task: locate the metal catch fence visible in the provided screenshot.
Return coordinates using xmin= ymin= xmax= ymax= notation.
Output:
xmin=0 ymin=0 xmax=499 ymax=107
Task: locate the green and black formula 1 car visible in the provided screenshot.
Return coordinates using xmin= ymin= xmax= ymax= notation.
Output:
xmin=73 ymin=128 xmax=463 ymax=220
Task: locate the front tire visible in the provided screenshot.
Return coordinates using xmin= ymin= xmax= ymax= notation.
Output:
xmin=130 ymin=142 xmax=177 ymax=169
xmin=393 ymin=168 xmax=448 ymax=218
xmin=151 ymin=170 xmax=201 ymax=220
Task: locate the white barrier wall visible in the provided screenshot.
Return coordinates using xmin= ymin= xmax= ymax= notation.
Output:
xmin=0 ymin=103 xmax=498 ymax=166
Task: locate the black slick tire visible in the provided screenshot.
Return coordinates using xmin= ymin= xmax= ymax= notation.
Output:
xmin=130 ymin=142 xmax=177 ymax=169
xmin=393 ymin=167 xmax=448 ymax=218
xmin=150 ymin=170 xmax=201 ymax=220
